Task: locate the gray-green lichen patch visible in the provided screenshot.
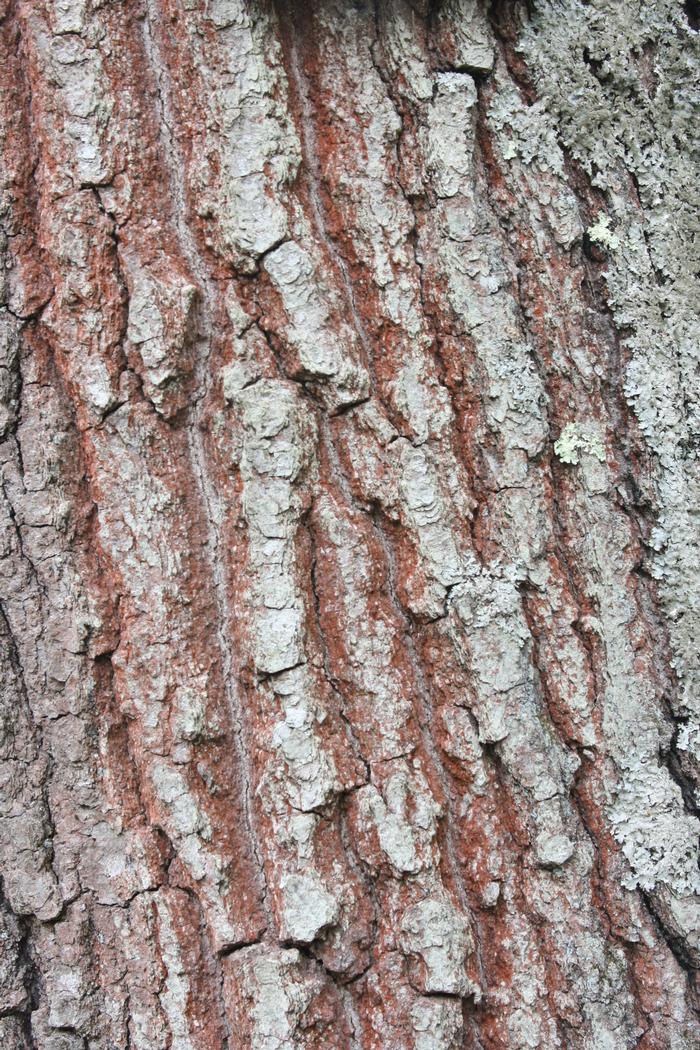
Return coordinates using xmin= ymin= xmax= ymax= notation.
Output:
xmin=518 ymin=0 xmax=700 ymax=709
xmin=514 ymin=0 xmax=700 ymax=968
xmin=554 ymin=421 xmax=606 ymax=465
xmin=587 ymin=212 xmax=621 ymax=252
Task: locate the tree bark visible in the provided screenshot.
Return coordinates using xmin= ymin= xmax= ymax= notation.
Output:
xmin=1 ymin=0 xmax=699 ymax=1046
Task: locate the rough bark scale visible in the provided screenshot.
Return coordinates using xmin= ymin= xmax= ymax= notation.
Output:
xmin=0 ymin=0 xmax=699 ymax=1046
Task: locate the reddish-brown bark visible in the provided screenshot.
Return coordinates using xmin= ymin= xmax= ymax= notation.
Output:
xmin=0 ymin=1 xmax=699 ymax=1048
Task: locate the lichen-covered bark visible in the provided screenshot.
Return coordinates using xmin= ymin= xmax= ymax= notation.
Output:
xmin=0 ymin=0 xmax=699 ymax=1047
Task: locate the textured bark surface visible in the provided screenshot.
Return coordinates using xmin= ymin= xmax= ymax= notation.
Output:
xmin=1 ymin=0 xmax=700 ymax=1046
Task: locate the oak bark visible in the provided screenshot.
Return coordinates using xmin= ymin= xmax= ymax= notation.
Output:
xmin=1 ymin=0 xmax=699 ymax=1047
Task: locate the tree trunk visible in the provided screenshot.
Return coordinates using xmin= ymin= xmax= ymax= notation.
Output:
xmin=1 ymin=0 xmax=699 ymax=1046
